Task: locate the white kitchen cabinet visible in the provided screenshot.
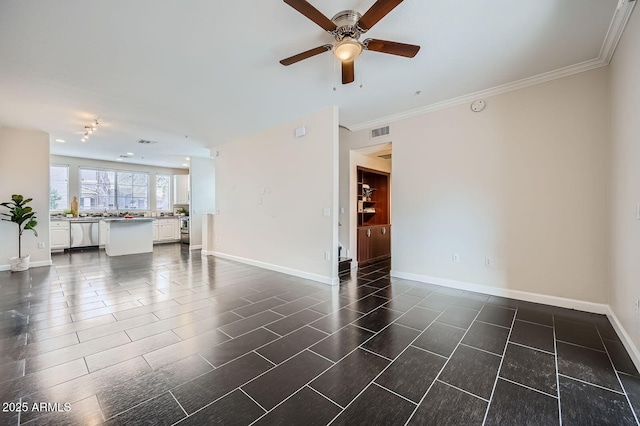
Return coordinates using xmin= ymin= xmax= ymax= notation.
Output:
xmin=50 ymin=221 xmax=70 ymax=250
xmin=174 ymin=220 xmax=180 ymax=240
xmin=152 ymin=221 xmax=159 ymax=242
xmin=99 ymin=220 xmax=108 ymax=247
xmin=173 ymin=174 xmax=190 ymax=205
xmin=159 ymin=219 xmax=175 ymax=240
xmin=153 ymin=219 xmax=179 ymax=243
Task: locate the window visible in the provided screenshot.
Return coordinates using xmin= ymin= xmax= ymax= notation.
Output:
xmin=79 ymin=168 xmax=149 ymax=211
xmin=80 ymin=168 xmax=115 ymax=210
xmin=50 ymin=165 xmax=69 ymax=211
xmin=156 ymin=174 xmax=171 ymax=211
xmin=116 ymin=171 xmax=149 ymax=210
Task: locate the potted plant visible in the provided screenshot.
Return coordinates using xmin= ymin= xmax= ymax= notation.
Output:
xmin=1 ymin=194 xmax=38 ymax=271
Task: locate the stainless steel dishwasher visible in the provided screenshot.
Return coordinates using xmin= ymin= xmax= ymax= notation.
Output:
xmin=70 ymin=221 xmax=99 ymax=248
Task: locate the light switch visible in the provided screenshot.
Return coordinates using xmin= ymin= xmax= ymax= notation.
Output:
xmin=323 ymin=208 xmax=330 ymax=216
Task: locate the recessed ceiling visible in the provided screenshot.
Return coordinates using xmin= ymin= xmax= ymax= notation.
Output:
xmin=0 ymin=0 xmax=633 ymax=168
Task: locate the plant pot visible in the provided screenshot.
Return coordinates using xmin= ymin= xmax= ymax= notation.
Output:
xmin=9 ymin=255 xmax=30 ymax=272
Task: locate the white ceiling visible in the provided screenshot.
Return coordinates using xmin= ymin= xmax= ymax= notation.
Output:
xmin=0 ymin=0 xmax=634 ymax=169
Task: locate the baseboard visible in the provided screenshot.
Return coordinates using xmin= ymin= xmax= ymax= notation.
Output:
xmin=606 ymin=308 xmax=640 ymax=373
xmin=189 ymin=244 xmax=202 ymax=251
xmin=207 ymin=251 xmax=338 ymax=286
xmin=0 ymin=259 xmax=53 ymax=272
xmin=390 ymin=270 xmax=608 ymax=314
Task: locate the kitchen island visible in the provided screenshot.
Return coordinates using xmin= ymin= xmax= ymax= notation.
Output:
xmin=100 ymin=218 xmax=155 ymax=256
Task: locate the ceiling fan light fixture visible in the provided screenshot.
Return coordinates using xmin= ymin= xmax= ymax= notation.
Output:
xmin=333 ymin=37 xmax=362 ymax=62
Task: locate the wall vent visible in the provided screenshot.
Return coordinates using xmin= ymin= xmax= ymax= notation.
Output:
xmin=371 ymin=126 xmax=390 ymax=139
xmin=137 ymin=139 xmax=158 ymax=145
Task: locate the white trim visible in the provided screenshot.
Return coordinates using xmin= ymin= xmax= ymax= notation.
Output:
xmin=206 ymin=251 xmax=338 ymax=286
xmin=599 ymin=0 xmax=636 ymax=64
xmin=0 ymin=260 xmax=53 ymax=272
xmin=346 ymin=1 xmax=636 ymax=133
xmin=389 ymin=270 xmax=608 ymax=314
xmin=348 ymin=58 xmax=606 ymax=132
xmin=606 ymin=307 xmax=640 ymax=373
xmin=189 ymin=244 xmax=202 ymax=251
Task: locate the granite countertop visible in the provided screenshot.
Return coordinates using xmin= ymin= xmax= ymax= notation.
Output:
xmin=100 ymin=218 xmax=156 ymax=222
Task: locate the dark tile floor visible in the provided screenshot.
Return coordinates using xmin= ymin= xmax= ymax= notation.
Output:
xmin=1 ymin=244 xmax=639 ymax=425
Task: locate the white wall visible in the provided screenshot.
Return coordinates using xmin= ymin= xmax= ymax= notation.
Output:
xmin=342 ymin=68 xmax=610 ymax=304
xmin=609 ymin=7 xmax=640 ymax=359
xmin=0 ymin=127 xmax=51 ymax=269
xmin=50 ymin=155 xmax=186 ymax=213
xmin=189 ymin=156 xmax=215 ymax=248
xmin=210 ymin=106 xmax=339 ymax=284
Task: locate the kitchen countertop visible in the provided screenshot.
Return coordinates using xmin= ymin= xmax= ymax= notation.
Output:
xmin=101 ymin=218 xmax=155 ymax=222
xmin=51 ymin=216 xmax=179 ymax=222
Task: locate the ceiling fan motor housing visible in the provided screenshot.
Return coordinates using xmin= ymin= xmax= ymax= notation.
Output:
xmin=331 ymin=10 xmax=363 ymax=41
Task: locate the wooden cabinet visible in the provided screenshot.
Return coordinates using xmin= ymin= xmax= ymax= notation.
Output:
xmin=173 ymin=175 xmax=190 ymax=205
xmin=357 ymin=167 xmax=391 ymax=265
xmin=357 ymin=167 xmax=389 ymax=227
xmin=357 ymin=225 xmax=391 ymax=265
xmin=50 ymin=221 xmax=70 ymax=250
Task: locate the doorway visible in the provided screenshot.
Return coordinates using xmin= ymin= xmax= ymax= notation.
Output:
xmin=350 ymin=143 xmax=392 ymax=268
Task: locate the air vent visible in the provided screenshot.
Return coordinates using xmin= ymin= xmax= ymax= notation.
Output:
xmin=119 ymin=155 xmax=130 ymax=158
xmin=137 ymin=139 xmax=158 ymax=145
xmin=371 ymin=126 xmax=390 ymax=139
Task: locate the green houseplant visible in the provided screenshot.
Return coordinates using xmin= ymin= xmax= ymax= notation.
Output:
xmin=1 ymin=194 xmax=38 ymax=271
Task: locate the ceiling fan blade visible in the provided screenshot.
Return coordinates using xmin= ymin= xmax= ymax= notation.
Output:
xmin=364 ymin=39 xmax=420 ymax=58
xmin=358 ymin=0 xmax=404 ymax=31
xmin=342 ymin=60 xmax=355 ymax=84
xmin=283 ymin=0 xmax=337 ymax=32
xmin=280 ymin=45 xmax=332 ymax=66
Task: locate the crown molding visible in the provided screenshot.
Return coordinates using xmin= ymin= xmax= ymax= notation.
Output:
xmin=347 ymin=1 xmax=636 ymax=133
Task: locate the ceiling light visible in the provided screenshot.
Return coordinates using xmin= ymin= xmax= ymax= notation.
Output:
xmin=182 ymin=163 xmax=188 ymax=167
xmin=126 ymin=152 xmax=134 ymax=156
xmin=185 ymin=157 xmax=190 ymax=161
xmin=81 ymin=138 xmax=86 ymax=142
xmin=85 ymin=126 xmax=93 ymax=134
xmin=333 ymin=37 xmax=363 ymax=62
xmin=55 ymin=139 xmax=65 ymax=143
xmin=116 ymin=158 xmax=123 ymax=161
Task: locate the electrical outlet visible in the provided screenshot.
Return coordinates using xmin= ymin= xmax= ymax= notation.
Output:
xmin=485 ymin=257 xmax=491 ymax=267
xmin=215 ymin=236 xmax=219 ymax=243
xmin=452 ymin=253 xmax=460 ymax=263
xmin=38 ymin=242 xmax=45 ymax=249
xmin=635 ymin=297 xmax=640 ymax=315
xmin=324 ymin=251 xmax=331 ymax=261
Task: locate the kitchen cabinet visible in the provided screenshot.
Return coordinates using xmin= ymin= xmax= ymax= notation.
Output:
xmin=173 ymin=174 xmax=190 ymax=205
xmin=50 ymin=221 xmax=70 ymax=250
xmin=357 ymin=225 xmax=391 ymax=265
xmin=99 ymin=220 xmax=108 ymax=247
xmin=153 ymin=219 xmax=179 ymax=243
xmin=152 ymin=221 xmax=159 ymax=242
xmin=159 ymin=219 xmax=176 ymax=240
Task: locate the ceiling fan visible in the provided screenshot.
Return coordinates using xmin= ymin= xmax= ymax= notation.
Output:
xmin=280 ymin=0 xmax=420 ymax=84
